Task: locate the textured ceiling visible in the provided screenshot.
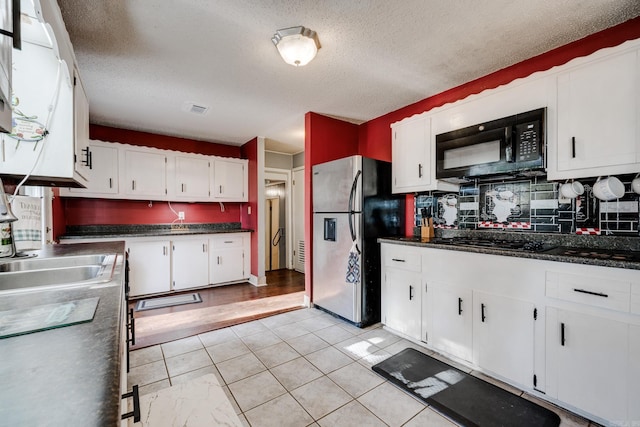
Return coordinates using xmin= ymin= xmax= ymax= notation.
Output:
xmin=56 ymin=0 xmax=640 ymax=154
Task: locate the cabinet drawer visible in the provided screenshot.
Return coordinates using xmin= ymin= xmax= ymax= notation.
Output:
xmin=631 ymin=283 xmax=640 ymax=316
xmin=546 ymin=271 xmax=630 ymax=312
xmin=210 ymin=234 xmax=244 ymax=248
xmin=382 ymin=246 xmax=421 ymax=272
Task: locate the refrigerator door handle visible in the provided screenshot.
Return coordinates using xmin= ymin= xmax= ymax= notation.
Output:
xmin=348 ymin=170 xmax=362 ymax=252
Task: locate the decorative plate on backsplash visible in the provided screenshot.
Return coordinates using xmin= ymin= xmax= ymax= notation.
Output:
xmin=479 ymin=181 xmax=531 ymax=229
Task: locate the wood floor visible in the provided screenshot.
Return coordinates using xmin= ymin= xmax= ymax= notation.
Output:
xmin=129 ymin=269 xmax=305 ymax=349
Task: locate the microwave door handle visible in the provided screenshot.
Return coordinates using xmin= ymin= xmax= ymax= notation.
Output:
xmin=505 ymin=126 xmax=514 ymax=162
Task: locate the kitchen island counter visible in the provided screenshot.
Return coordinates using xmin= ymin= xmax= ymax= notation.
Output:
xmin=0 ymin=241 xmax=127 ymax=426
xmin=379 ymin=232 xmax=640 ymax=270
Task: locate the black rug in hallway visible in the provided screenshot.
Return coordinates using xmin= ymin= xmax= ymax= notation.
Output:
xmin=372 ymin=348 xmax=560 ymax=427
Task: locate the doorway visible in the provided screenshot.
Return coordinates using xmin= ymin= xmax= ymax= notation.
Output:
xmin=265 ymin=180 xmax=286 ymax=271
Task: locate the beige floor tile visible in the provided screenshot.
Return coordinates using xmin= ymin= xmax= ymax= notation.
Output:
xmin=241 ymin=329 xmax=283 ymax=351
xmin=403 ymin=407 xmax=458 ymax=426
xmin=206 ymin=338 xmax=251 ymax=363
xmin=334 ymin=335 xmax=383 ymax=360
xmin=130 ymin=345 xmax=163 ymax=368
xmin=287 ymin=332 xmax=330 ymax=355
xmin=222 ymin=385 xmax=242 ymax=415
xmin=291 ymin=376 xmax=353 ymax=420
xmin=313 ymin=325 xmax=355 ymax=345
xmin=160 ymin=335 xmax=203 ymax=358
xmin=198 ymin=327 xmax=238 ymax=347
xmin=128 ymin=359 xmax=168 ymax=389
xmin=358 ymin=328 xmax=403 ymax=349
xmin=232 ymin=320 xmax=270 ymax=337
xmin=317 ymin=400 xmax=386 ymax=427
xmin=383 ymin=339 xmax=432 ymax=357
xmin=216 ymin=352 xmax=267 ymax=384
xmin=254 ymin=341 xmax=301 ymax=368
xmin=296 ymin=316 xmax=338 ymax=332
xmin=260 ymin=312 xmax=297 ymax=330
xmin=244 ymin=393 xmax=314 ymax=427
xmin=165 ymin=348 xmax=213 ymax=377
xmin=272 ymin=323 xmax=311 ymax=340
xmin=228 ymin=370 xmax=287 ymax=412
xmin=286 ymin=308 xmax=322 ymax=322
xmin=335 ymin=322 xmax=377 ymax=336
xmin=356 ymin=348 xmax=392 ymax=369
xmin=170 ymin=365 xmax=222 ymax=386
xmin=358 ymin=382 xmax=425 ymax=427
xmin=305 ymin=345 xmax=354 ymax=374
xmin=270 ymin=357 xmax=324 ymax=391
xmin=238 ymin=414 xmax=251 ymax=427
xmin=328 ymin=362 xmax=385 ymax=398
xmin=137 ymin=379 xmax=171 ymax=396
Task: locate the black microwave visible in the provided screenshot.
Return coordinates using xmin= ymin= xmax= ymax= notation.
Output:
xmin=435 ymin=108 xmax=546 ymax=182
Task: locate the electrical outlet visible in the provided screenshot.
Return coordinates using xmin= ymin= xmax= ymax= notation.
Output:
xmin=247 ymin=206 xmax=252 ymax=215
xmin=178 ymin=211 xmax=185 ymax=220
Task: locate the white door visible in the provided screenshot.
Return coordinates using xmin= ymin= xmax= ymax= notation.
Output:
xmin=392 ymin=116 xmax=430 ymax=192
xmin=174 ymin=155 xmax=210 ymax=199
xmin=172 ymin=239 xmax=209 ymax=290
xmin=127 ymin=240 xmax=171 ymax=296
xmin=209 ymin=235 xmax=245 ymax=284
xmin=548 ymin=308 xmax=628 ymax=422
xmin=68 ymin=144 xmax=118 ymax=195
xmin=383 ymin=267 xmax=422 ymax=340
xmin=629 ymin=324 xmax=640 ymax=424
xmin=292 ymin=167 xmax=305 ymax=273
xmin=473 ymin=291 xmax=535 ymax=387
xmin=212 ymin=158 xmax=246 ymax=201
xmin=124 ymin=150 xmax=167 ymax=197
xmin=428 ymin=284 xmax=473 ymax=361
xmin=556 ymin=50 xmax=640 ymax=174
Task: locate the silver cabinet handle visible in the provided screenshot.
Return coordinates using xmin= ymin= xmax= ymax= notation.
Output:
xmin=109 ymin=178 xmax=112 ymax=189
xmin=409 ymin=285 xmax=414 ymax=300
xmin=217 ymin=256 xmax=221 ymax=264
xmin=418 ymin=164 xmax=423 ymax=178
xmin=132 ymin=180 xmax=136 ymax=191
xmin=202 ymin=243 xmax=206 ymax=252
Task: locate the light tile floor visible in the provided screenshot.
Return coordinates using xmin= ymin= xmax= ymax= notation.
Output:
xmin=128 ymin=307 xmax=598 ymax=427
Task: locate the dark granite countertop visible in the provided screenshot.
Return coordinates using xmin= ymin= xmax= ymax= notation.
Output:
xmin=379 ymin=230 xmax=640 ymax=270
xmin=60 ymin=222 xmax=252 ymax=240
xmin=0 ymin=241 xmax=127 ymax=426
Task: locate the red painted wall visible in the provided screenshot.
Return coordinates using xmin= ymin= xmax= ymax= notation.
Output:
xmin=240 ymin=138 xmax=258 ymax=277
xmin=304 ymin=113 xmax=359 ymax=298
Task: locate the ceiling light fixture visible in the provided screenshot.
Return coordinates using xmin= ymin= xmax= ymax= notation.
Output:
xmin=271 ymin=26 xmax=321 ymax=67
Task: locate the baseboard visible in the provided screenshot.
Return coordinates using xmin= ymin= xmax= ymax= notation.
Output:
xmin=248 ymin=274 xmax=267 ymax=287
xmin=304 ymin=294 xmax=311 ymax=308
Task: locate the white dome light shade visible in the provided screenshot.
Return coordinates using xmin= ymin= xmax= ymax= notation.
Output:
xmin=272 ymin=26 xmax=321 ymax=67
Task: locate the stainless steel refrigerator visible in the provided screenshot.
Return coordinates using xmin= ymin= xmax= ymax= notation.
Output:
xmin=312 ymin=155 xmax=405 ymax=327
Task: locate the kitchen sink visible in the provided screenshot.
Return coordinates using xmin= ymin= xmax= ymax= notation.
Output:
xmin=0 ymin=254 xmax=117 ymax=293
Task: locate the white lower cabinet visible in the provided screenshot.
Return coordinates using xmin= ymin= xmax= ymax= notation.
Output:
xmin=427 ymin=284 xmax=473 ymax=362
xmin=473 ymin=291 xmax=535 ymax=387
xmin=629 ymin=325 xmax=640 ymax=423
xmin=172 ymin=239 xmax=209 ymax=290
xmin=546 ymin=308 xmax=628 ymax=423
xmin=127 ymin=240 xmax=171 ymax=296
xmin=209 ymin=234 xmax=249 ymax=285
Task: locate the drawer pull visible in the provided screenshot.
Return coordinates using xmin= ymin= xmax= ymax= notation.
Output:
xmin=458 ymin=297 xmax=463 ymax=315
xmin=573 ymin=288 xmax=608 ymax=298
xmin=561 ymin=323 xmax=566 ymax=346
xmin=481 ymin=303 xmax=486 ymax=322
xmin=409 ymin=285 xmax=414 ymax=300
xmin=121 ymin=385 xmax=141 ymax=422
xmin=391 ymin=258 xmax=405 ymax=262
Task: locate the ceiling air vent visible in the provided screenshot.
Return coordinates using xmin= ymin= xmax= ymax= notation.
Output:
xmin=182 ymin=102 xmax=209 ymax=115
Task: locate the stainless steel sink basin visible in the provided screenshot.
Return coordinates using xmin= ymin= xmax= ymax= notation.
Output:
xmin=0 ymin=254 xmax=117 ymax=293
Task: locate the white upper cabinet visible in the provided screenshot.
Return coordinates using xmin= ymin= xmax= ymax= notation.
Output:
xmin=63 ymin=142 xmax=118 ymax=195
xmin=173 ymin=154 xmax=210 ymax=200
xmin=123 ymin=148 xmax=167 ymax=197
xmin=211 ymin=157 xmax=248 ymax=202
xmin=391 ymin=115 xmax=458 ymax=194
xmin=550 ymin=48 xmax=640 ymax=179
xmin=73 ymin=67 xmax=91 ymax=182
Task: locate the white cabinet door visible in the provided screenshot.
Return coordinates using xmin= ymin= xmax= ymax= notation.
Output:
xmin=127 ymin=240 xmax=171 ymax=296
xmin=546 ymin=308 xmax=628 ymax=423
xmin=473 ymin=291 xmax=535 ymax=387
xmin=209 ymin=234 xmax=248 ymax=284
xmin=174 ymin=155 xmax=210 ymax=200
xmin=66 ymin=144 xmax=119 ymax=195
xmin=427 ymin=283 xmax=473 ymax=362
xmin=392 ymin=115 xmax=430 ymax=192
xmin=629 ymin=324 xmax=640 ymax=424
xmin=383 ymin=268 xmax=422 ymax=340
xmin=73 ymin=67 xmax=91 ymax=181
xmin=172 ymin=239 xmax=209 ymax=290
xmin=211 ymin=158 xmax=247 ymax=201
xmin=124 ymin=149 xmax=167 ymax=197
xmin=554 ymin=49 xmax=640 ymax=178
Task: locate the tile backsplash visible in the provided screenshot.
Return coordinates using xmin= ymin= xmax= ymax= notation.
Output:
xmin=414 ymin=173 xmax=640 ymax=236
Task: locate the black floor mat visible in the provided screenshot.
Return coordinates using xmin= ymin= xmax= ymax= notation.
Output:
xmin=372 ymin=348 xmax=560 ymax=427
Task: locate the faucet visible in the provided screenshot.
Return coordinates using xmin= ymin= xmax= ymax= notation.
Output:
xmin=0 ymin=178 xmax=18 ymax=258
